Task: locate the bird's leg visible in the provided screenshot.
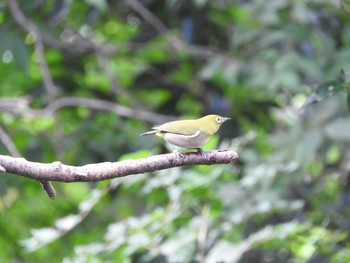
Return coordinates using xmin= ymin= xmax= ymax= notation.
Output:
xmin=196 ymin=148 xmax=206 ymax=156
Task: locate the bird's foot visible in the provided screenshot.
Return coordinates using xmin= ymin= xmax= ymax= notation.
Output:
xmin=196 ymin=148 xmax=206 ymax=156
xmin=173 ymin=149 xmax=185 ymax=163
xmin=176 ymin=151 xmax=186 ymax=158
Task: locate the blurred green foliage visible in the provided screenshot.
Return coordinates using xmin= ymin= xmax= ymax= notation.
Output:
xmin=1 ymin=0 xmax=350 ymax=262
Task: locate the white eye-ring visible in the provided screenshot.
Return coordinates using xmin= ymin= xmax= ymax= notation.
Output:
xmin=215 ymin=116 xmax=222 ymax=123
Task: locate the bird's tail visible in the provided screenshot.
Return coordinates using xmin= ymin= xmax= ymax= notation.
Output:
xmin=140 ymin=130 xmax=156 ymax=136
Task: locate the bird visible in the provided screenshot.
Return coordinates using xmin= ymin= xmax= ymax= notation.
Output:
xmin=140 ymin=114 xmax=230 ymax=157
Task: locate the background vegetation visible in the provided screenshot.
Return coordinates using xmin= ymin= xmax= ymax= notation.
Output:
xmin=1 ymin=0 xmax=350 ymax=262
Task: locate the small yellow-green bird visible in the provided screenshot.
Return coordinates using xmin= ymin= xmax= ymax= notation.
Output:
xmin=140 ymin=114 xmax=230 ymax=156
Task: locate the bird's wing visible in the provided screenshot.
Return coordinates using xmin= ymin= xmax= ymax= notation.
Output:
xmin=183 ymin=130 xmax=201 ymax=138
xmin=153 ymin=120 xmax=198 ymax=136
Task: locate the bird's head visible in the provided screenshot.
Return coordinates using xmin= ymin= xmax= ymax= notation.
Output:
xmin=199 ymin=114 xmax=230 ymax=135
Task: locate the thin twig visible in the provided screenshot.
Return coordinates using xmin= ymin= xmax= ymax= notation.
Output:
xmin=8 ymin=0 xmax=68 ymax=51
xmin=0 ymin=125 xmax=21 ymax=157
xmin=126 ymin=0 xmax=219 ymax=58
xmin=34 ymin=35 xmax=59 ymax=99
xmin=40 ymin=181 xmax=56 ymax=198
xmin=126 ymin=0 xmax=168 ymax=33
xmin=0 ymin=96 xmax=176 ymax=124
xmin=8 ymin=0 xmax=59 ymax=98
xmin=0 ymin=150 xmax=238 ymax=183
xmin=0 ymin=125 xmax=20 ymax=173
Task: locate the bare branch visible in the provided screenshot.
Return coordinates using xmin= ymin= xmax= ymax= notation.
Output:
xmin=0 ymin=96 xmax=175 ymax=124
xmin=0 ymin=151 xmax=238 ymax=183
xmin=0 ymin=124 xmax=21 ymax=157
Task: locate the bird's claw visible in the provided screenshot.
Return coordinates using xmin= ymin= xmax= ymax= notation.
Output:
xmin=173 ymin=150 xmax=185 ymax=163
xmin=196 ymin=148 xmax=206 ymax=156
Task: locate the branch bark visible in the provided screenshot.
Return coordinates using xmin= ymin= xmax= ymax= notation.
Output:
xmin=0 ymin=150 xmax=238 ymax=183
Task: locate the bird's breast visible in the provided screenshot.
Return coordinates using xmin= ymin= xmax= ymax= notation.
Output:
xmin=161 ymin=131 xmax=210 ymax=149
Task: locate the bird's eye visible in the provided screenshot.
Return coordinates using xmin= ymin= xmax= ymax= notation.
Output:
xmin=216 ymin=117 xmax=222 ymax=123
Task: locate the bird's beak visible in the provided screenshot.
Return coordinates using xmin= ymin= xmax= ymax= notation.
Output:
xmin=223 ymin=117 xmax=231 ymax=122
